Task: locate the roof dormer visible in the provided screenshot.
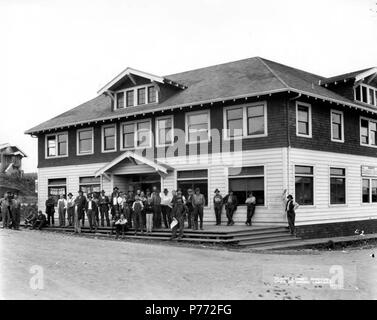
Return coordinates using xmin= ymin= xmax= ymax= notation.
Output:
xmin=97 ymin=67 xmax=187 ymax=111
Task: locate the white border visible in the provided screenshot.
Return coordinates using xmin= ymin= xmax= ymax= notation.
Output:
xmin=101 ymin=123 xmax=117 ymax=153
xmin=296 ymin=101 xmax=312 ymax=138
xmin=330 ymin=109 xmax=345 ymax=143
xmin=76 ymin=127 xmax=94 ymax=156
xmin=119 ymin=118 xmax=152 ymax=150
xmin=155 ymin=115 xmax=174 ymax=147
xmin=185 ymin=109 xmax=211 ymax=144
xmin=45 ymin=132 xmax=69 ymax=159
xmin=223 ymin=101 xmax=268 ymax=140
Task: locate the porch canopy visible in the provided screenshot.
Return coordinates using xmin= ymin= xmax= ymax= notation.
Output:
xmin=94 ymin=151 xmax=173 ymax=178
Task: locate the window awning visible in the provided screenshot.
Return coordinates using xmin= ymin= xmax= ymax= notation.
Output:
xmin=94 ymin=151 xmax=173 ymax=177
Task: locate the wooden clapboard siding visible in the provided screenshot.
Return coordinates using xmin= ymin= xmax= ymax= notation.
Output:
xmin=289 ymin=148 xmax=377 ymax=225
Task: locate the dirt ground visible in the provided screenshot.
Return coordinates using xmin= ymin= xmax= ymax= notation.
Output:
xmin=1 ymin=228 xmax=376 ymax=300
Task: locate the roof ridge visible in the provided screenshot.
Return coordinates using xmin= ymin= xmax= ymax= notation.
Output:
xmin=256 ymin=57 xmax=290 ymax=89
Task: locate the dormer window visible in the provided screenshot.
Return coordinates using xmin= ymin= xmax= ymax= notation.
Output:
xmin=114 ymin=85 xmax=158 ymax=110
xmin=354 ymin=84 xmax=377 ymax=107
xmin=126 ymin=90 xmax=134 ymax=107
xmin=137 ymin=88 xmax=146 ymax=105
xmin=116 ymin=92 xmax=124 ymax=109
xmin=148 ymin=86 xmax=157 ymax=103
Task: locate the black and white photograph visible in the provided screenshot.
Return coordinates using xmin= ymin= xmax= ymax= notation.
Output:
xmin=1 ymin=0 xmax=377 ymax=309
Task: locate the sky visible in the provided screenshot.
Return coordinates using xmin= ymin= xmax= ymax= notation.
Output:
xmin=0 ymin=0 xmax=376 ymax=173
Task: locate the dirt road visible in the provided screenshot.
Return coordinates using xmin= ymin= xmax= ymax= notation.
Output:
xmin=1 ymin=228 xmax=376 ymax=299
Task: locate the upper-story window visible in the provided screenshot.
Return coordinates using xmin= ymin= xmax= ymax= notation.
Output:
xmin=185 ymin=110 xmax=210 ymax=143
xmin=120 ymin=119 xmax=152 ymax=149
xmin=296 ymin=102 xmax=312 ymax=138
xmin=156 ymin=115 xmax=174 ymax=147
xmin=116 ymin=92 xmax=124 ymax=109
xmin=77 ymin=128 xmax=94 ymax=155
xmin=331 ymin=110 xmax=344 ymax=143
xmin=126 ymin=90 xmax=134 ymax=107
xmin=138 ymin=88 xmax=146 ymax=105
xmin=360 ymin=117 xmax=377 ymax=147
xmin=114 ymin=85 xmax=158 ymax=110
xmin=148 ymin=86 xmax=157 ymax=103
xmin=354 ymin=84 xmax=377 ymax=107
xmin=102 ymin=124 xmax=117 ymax=152
xmin=45 ymin=132 xmax=68 ymax=158
xmin=223 ymin=102 xmax=267 ymax=139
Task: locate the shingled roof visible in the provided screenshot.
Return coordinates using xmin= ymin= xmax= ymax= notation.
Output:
xmin=25 ymin=57 xmax=375 ymax=134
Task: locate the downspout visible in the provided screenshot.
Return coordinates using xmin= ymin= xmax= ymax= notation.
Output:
xmin=286 ymin=93 xmax=301 ymax=193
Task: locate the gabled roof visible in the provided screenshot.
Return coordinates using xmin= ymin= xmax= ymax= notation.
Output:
xmin=97 ymin=67 xmax=187 ymax=95
xmin=25 ymin=57 xmax=377 ymax=134
xmin=94 ymin=151 xmax=173 ymax=177
xmin=0 ymin=143 xmax=27 ymax=157
xmin=322 ymin=67 xmax=376 ymax=85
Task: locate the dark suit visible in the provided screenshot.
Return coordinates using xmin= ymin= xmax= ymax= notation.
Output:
xmin=45 ymin=198 xmax=55 ymax=226
xmin=224 ymin=194 xmax=238 ymax=225
xmin=85 ymin=200 xmax=98 ymax=231
xmin=99 ymin=194 xmax=110 ymax=227
xmin=74 ymin=195 xmax=86 ymax=233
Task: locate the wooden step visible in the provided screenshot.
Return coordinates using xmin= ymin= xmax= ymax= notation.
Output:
xmin=237 ymin=236 xmax=299 ymax=247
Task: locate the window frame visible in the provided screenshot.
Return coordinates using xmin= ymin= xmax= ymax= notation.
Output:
xmin=115 ymin=91 xmax=125 ymax=109
xmin=227 ymin=165 xmax=266 ymax=207
xmin=79 ymin=176 xmax=101 ymax=196
xmin=185 ymin=109 xmax=211 ymax=144
xmin=294 ymin=164 xmax=315 ymax=206
xmin=223 ymin=101 xmax=268 ymax=140
xmin=296 ymin=101 xmax=312 ymax=138
xmin=120 ymin=118 xmax=152 ymax=150
xmin=113 ymin=84 xmax=158 ymax=110
xmin=155 ymin=115 xmax=174 ymax=147
xmin=101 ymin=123 xmax=117 ymax=153
xmin=176 ymin=169 xmax=209 ymax=207
xmin=330 ymin=109 xmax=344 ymax=143
xmin=354 ymin=84 xmax=377 ymax=107
xmin=360 ymin=116 xmax=377 ymax=148
xmin=76 ymin=127 xmax=94 ymax=156
xmin=45 ymin=132 xmax=69 ymax=159
xmin=47 ymin=178 xmax=67 ymax=205
xmin=329 ymin=167 xmax=347 ymax=206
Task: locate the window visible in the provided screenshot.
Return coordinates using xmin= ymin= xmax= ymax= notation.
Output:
xmin=137 ymin=88 xmax=146 ymax=105
xmin=186 ymin=110 xmax=210 ymax=143
xmin=362 ymin=178 xmax=377 ymax=203
xmin=177 ymin=170 xmax=208 ymax=205
xmin=121 ymin=120 xmax=151 ymax=149
xmin=48 ymin=178 xmax=67 ymax=205
xmin=79 ymin=177 xmax=100 ymax=196
xmin=296 ymin=102 xmax=312 ymax=137
xmin=295 ymin=165 xmax=314 ymax=205
xmin=330 ymin=168 xmax=346 ymax=204
xmin=148 ymin=86 xmax=157 ymax=103
xmin=224 ymin=102 xmax=267 ymax=139
xmin=156 ymin=116 xmax=173 ymax=146
xmin=116 ymin=92 xmax=124 ymax=109
xmin=46 ymin=132 xmax=68 ymax=158
xmin=331 ymin=110 xmax=344 ymax=142
xmin=126 ymin=90 xmax=134 ymax=107
xmin=360 ymin=117 xmax=377 ymax=147
xmin=354 ymin=84 xmax=377 ymax=106
xmin=102 ymin=124 xmax=116 ymax=152
xmin=77 ymin=128 xmax=93 ymax=155
xmin=228 ymin=166 xmax=265 ymax=205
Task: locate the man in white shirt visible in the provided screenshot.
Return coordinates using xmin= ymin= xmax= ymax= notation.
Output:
xmin=160 ymin=188 xmax=172 ymax=228
xmin=85 ymin=193 xmax=98 ymax=232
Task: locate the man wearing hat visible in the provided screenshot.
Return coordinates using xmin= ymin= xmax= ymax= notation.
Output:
xmin=1 ymin=192 xmax=15 ymax=228
xmin=74 ymin=190 xmax=87 ymax=233
xmin=111 ymin=187 xmax=120 ymax=218
xmin=213 ymin=189 xmax=223 ymax=225
xmin=99 ymin=190 xmax=110 ymax=227
xmin=283 ymin=190 xmax=299 ymax=235
xmin=85 ymin=193 xmax=98 ymax=232
xmin=160 ymin=188 xmax=172 ymax=228
xmin=66 ymin=193 xmax=75 ymax=226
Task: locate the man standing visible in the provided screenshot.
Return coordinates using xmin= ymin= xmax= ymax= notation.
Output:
xmin=12 ymin=193 xmax=21 ymax=230
xmin=160 ymin=188 xmax=172 ymax=229
xmin=245 ymin=192 xmax=256 ymax=226
xmin=57 ymin=194 xmax=67 ymax=227
xmin=186 ymin=188 xmax=194 ymax=229
xmin=85 ymin=193 xmax=98 ymax=233
xmin=151 ymin=186 xmax=162 ymax=229
xmin=171 ymin=190 xmax=186 ymax=241
xmin=1 ymin=192 xmax=14 ymax=228
xmin=66 ymin=193 xmax=75 ymax=226
xmin=283 ymin=190 xmax=299 ymax=235
xmin=111 ymin=187 xmax=120 ymax=219
xmin=74 ymin=190 xmax=86 ymax=233
xmin=192 ymin=188 xmax=205 ymax=230
xmin=213 ymin=189 xmax=223 ymax=226
xmin=224 ymin=190 xmax=238 ymax=226
xmin=45 ymin=195 xmax=55 ymax=226
xmin=99 ymin=190 xmax=111 ymax=227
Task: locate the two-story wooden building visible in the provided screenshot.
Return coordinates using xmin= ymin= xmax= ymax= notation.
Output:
xmin=25 ymin=57 xmax=377 ymax=236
